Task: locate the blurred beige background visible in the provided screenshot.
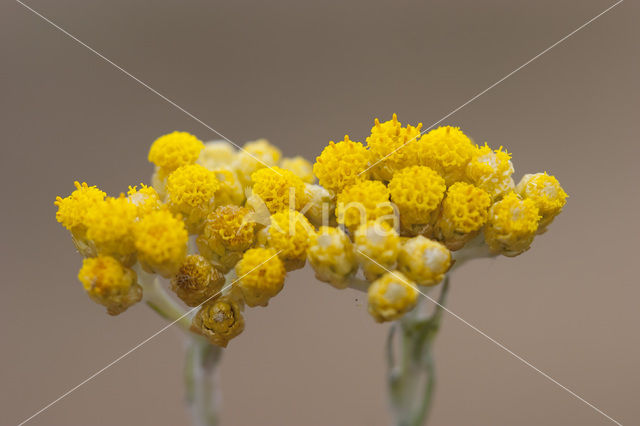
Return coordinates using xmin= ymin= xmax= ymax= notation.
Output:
xmin=1 ymin=0 xmax=638 ymax=425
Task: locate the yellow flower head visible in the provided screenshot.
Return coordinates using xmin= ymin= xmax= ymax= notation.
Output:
xmin=78 ymin=255 xmax=142 ymax=315
xmin=235 ymin=139 xmax=282 ymax=186
xmin=397 ymin=236 xmax=451 ymax=286
xmin=148 ymin=131 xmax=204 ymax=172
xmin=251 ymin=166 xmax=307 ymax=213
xmin=127 ymin=184 xmax=161 ymax=217
xmin=354 ymin=220 xmax=400 ymax=281
xmin=280 ymin=156 xmax=315 ymax=184
xmin=170 ymin=255 xmax=225 ymax=307
xmin=484 ymin=192 xmax=540 ymax=257
xmin=267 ymin=210 xmax=315 ymax=270
xmin=313 ymin=136 xmax=370 ymax=195
xmin=336 ymin=180 xmax=395 ymax=232
xmin=55 ymin=181 xmax=106 ymax=233
xmin=166 ymin=164 xmax=220 ymax=232
xmin=201 ymin=205 xmax=256 ymax=253
xmin=367 ymin=271 xmax=418 ymax=323
xmin=418 ymin=126 xmax=476 ymax=185
xmin=134 ymin=209 xmax=188 ymax=277
xmin=516 ymin=172 xmax=568 ymax=231
xmin=198 ymin=140 xmax=237 ymax=170
xmin=437 ymin=182 xmax=491 ymax=250
xmin=212 ymin=168 xmax=245 ymax=206
xmin=307 ymin=226 xmax=357 ymax=289
xmin=191 ymin=296 xmax=245 ymax=347
xmin=466 ymin=144 xmax=515 ymax=200
xmin=84 ymin=195 xmax=138 ymax=262
xmin=389 ymin=166 xmax=446 ymax=228
xmin=235 ymin=247 xmax=286 ymax=307
xmin=303 ymin=183 xmax=335 ymax=227
xmin=366 ymin=114 xmax=423 ymax=181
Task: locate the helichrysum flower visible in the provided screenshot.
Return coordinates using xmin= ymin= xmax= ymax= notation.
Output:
xmin=211 ymin=168 xmax=245 ymax=207
xmin=191 ymin=296 xmax=245 ymax=347
xmin=307 ymin=226 xmax=358 ymax=289
xmin=127 ymin=184 xmax=162 ymax=217
xmin=436 ymin=182 xmax=491 ymax=250
xmin=280 ymin=156 xmax=315 ymax=184
xmin=367 ymin=271 xmax=418 ymax=323
xmin=389 ymin=165 xmax=446 ymax=233
xmin=235 ymin=248 xmax=286 ymax=307
xmin=516 ymin=172 xmax=568 ymax=232
xmin=166 ymin=164 xmax=220 ymax=232
xmin=171 ymin=255 xmax=225 ymax=307
xmin=354 ymin=221 xmax=400 ymax=281
xmin=313 ymin=136 xmax=370 ymax=195
xmin=397 ymin=236 xmax=451 ymax=286
xmin=418 ymin=126 xmax=476 ymax=185
xmin=251 ymin=166 xmax=308 ymax=213
xmin=366 ymin=114 xmax=423 ymax=181
xmin=466 ymin=144 xmax=515 ymax=200
xmin=198 ymin=140 xmax=237 ymax=170
xmin=235 ymin=139 xmax=281 ymax=186
xmin=303 ymin=183 xmax=335 ymax=227
xmin=484 ymin=192 xmax=540 ymax=257
xmin=134 ymin=209 xmax=188 ymax=277
xmin=55 ymin=182 xmax=106 ymax=246
xmin=84 ymin=195 xmax=138 ymax=264
xmin=336 ymin=180 xmax=395 ymax=232
xmin=196 ymin=205 xmax=256 ymax=273
xmin=267 ymin=210 xmax=315 ymax=271
xmin=148 ymin=131 xmax=204 ymax=173
xmin=78 ymin=255 xmax=142 ymax=315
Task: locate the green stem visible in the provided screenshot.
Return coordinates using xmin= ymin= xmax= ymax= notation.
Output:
xmin=134 ymin=265 xmax=191 ymax=331
xmin=185 ymin=335 xmax=223 ymax=426
xmin=387 ymin=277 xmax=449 ymax=426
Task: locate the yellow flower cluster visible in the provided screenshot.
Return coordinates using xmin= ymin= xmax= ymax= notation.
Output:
xmin=56 ymin=117 xmax=567 ymax=343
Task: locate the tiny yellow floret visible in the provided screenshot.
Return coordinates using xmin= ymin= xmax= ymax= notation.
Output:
xmin=148 ymin=131 xmax=204 ymax=172
xmin=418 ymin=126 xmax=476 ymax=185
xmin=191 ymin=296 xmax=245 ymax=347
xmin=307 ymin=226 xmax=358 ymax=289
xmin=397 ymin=236 xmax=451 ymax=286
xmin=367 ymin=271 xmax=418 ymax=322
xmin=366 ymin=114 xmax=423 ymax=180
xmin=516 ymin=172 xmax=568 ymax=231
xmin=484 ymin=192 xmax=540 ymax=257
xmin=134 ymin=209 xmax=188 ymax=277
xmin=313 ymin=136 xmax=370 ymax=195
xmin=166 ymin=164 xmax=220 ymax=232
xmin=78 ymin=255 xmax=141 ymax=315
xmin=336 ymin=180 xmax=394 ymax=232
xmin=389 ymin=166 xmax=446 ymax=229
xmin=235 ymin=248 xmax=286 ymax=307
xmin=436 ymin=182 xmax=491 ymax=250
xmin=251 ymin=166 xmax=307 ymax=213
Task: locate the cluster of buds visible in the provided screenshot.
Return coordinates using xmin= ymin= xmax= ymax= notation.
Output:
xmin=55 ymin=115 xmax=567 ymax=346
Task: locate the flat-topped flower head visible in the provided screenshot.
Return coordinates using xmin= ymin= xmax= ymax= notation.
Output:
xmin=484 ymin=192 xmax=540 ymax=257
xmin=235 ymin=248 xmax=286 ymax=307
xmin=134 ymin=209 xmax=188 ymax=277
xmin=148 ymin=131 xmax=204 ymax=173
xmin=436 ymin=182 xmax=491 ymax=250
xmin=55 ymin=181 xmax=106 ymax=234
xmin=307 ymin=226 xmax=357 ymax=289
xmin=516 ymin=172 xmax=568 ymax=231
xmin=127 ymin=184 xmax=161 ymax=217
xmin=267 ymin=210 xmax=315 ymax=271
xmin=336 ymin=180 xmax=395 ymax=232
xmin=367 ymin=271 xmax=418 ymax=322
xmin=280 ymin=156 xmax=315 ymax=184
xmin=313 ymin=136 xmax=370 ymax=195
xmin=389 ymin=166 xmax=446 ymax=231
xmin=251 ymin=166 xmax=307 ymax=213
xmin=166 ymin=164 xmax=220 ymax=232
xmin=78 ymin=255 xmax=141 ymax=315
xmin=84 ymin=195 xmax=138 ymax=263
xmin=366 ymin=114 xmax=423 ymax=180
xmin=354 ymin=221 xmax=400 ymax=281
xmin=191 ymin=296 xmax=245 ymax=348
xmin=235 ymin=139 xmax=281 ymax=186
xmin=171 ymin=255 xmax=225 ymax=307
xmin=397 ymin=236 xmax=451 ymax=286
xmin=418 ymin=126 xmax=476 ymax=185
xmin=466 ymin=144 xmax=515 ymax=200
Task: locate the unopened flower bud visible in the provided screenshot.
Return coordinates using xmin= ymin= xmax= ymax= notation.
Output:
xmin=397 ymin=236 xmax=451 ymax=286
xmin=307 ymin=226 xmax=358 ymax=289
xmin=367 ymin=271 xmax=418 ymax=322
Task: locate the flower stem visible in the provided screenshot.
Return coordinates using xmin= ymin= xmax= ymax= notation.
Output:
xmin=387 ymin=276 xmax=449 ymax=426
xmin=185 ymin=335 xmax=223 ymax=426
